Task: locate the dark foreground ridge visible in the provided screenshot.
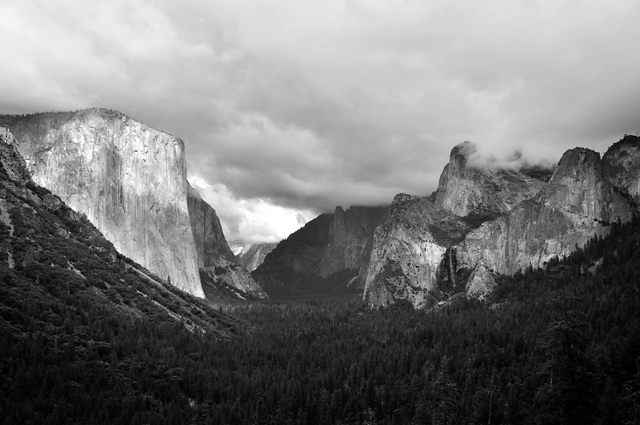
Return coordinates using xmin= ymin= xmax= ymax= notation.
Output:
xmin=2 ymin=124 xmax=640 ymax=423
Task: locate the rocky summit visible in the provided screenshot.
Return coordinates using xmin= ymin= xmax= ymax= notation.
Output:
xmin=363 ymin=137 xmax=640 ymax=309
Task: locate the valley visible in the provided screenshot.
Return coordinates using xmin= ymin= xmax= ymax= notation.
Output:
xmin=1 ymin=117 xmax=639 ymax=424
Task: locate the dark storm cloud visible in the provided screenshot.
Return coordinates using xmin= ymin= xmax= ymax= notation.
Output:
xmin=1 ymin=0 xmax=639 ymax=241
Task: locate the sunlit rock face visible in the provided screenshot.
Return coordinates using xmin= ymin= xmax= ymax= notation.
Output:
xmin=363 ymin=195 xmax=466 ymax=309
xmin=187 ymin=183 xmax=267 ymax=299
xmin=0 ymin=109 xmax=204 ymax=297
xmin=362 ymin=141 xmax=640 ymax=309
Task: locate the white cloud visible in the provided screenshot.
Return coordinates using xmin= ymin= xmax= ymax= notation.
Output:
xmin=2 ymin=0 xmax=640 ymax=242
xmin=188 ymin=175 xmax=315 ymax=244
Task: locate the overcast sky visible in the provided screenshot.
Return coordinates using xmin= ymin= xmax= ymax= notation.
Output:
xmin=2 ymin=1 xmax=639 ymax=243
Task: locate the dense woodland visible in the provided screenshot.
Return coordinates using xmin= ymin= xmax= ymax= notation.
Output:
xmin=1 ymin=150 xmax=640 ymax=423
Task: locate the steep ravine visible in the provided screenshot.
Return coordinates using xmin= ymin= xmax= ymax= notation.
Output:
xmin=187 ymin=184 xmax=267 ymax=299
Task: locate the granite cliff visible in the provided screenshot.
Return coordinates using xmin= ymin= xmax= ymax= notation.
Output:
xmin=0 ymin=126 xmax=237 ymax=334
xmin=319 ymin=205 xmax=389 ymax=279
xmin=434 ymin=141 xmax=548 ymax=217
xmin=457 ymin=147 xmax=635 ymax=279
xmin=363 ymin=138 xmax=639 ymax=309
xmin=187 ymin=184 xmax=267 ymax=299
xmin=0 ymin=109 xmax=265 ymax=301
xmin=362 ymin=151 xmax=549 ymax=308
xmin=253 ymin=205 xmax=388 ymax=296
xmin=602 ymin=134 xmax=640 ymax=206
xmin=0 ymin=109 xmax=203 ymax=297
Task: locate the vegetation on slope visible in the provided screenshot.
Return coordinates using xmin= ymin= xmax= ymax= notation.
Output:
xmin=0 ymin=137 xmax=243 ymax=424
xmin=4 ymin=208 xmax=639 ymax=424
xmin=2 ymin=131 xmax=639 ymax=424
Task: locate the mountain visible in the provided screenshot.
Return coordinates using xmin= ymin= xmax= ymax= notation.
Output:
xmin=434 ymin=141 xmax=549 ymax=217
xmin=602 ymin=134 xmax=640 ymax=204
xmin=0 ymin=109 xmax=264 ymax=301
xmin=0 ymin=109 xmax=202 ymax=296
xmin=363 ymin=137 xmax=639 ymax=308
xmin=252 ymin=205 xmax=388 ymax=297
xmin=230 ymin=241 xmax=278 ymax=272
xmin=0 ymin=126 xmax=248 ymax=422
xmin=320 ymin=205 xmax=389 ymax=280
xmin=0 ymin=126 xmax=238 ymax=333
xmin=4 ymin=123 xmax=640 ymax=423
xmin=187 ymin=185 xmax=267 ymax=300
xmin=457 ymin=147 xmax=635 ymax=278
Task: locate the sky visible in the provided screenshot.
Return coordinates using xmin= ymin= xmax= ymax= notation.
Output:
xmin=1 ymin=0 xmax=639 ymax=243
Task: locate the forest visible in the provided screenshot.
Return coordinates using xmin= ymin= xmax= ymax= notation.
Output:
xmin=1 ymin=156 xmax=640 ymax=424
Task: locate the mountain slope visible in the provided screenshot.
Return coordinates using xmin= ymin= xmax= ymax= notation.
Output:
xmin=252 ymin=205 xmax=388 ymax=297
xmin=0 ymin=126 xmax=237 ymax=332
xmin=187 ymin=184 xmax=267 ymax=300
xmin=252 ymin=213 xmax=333 ymax=295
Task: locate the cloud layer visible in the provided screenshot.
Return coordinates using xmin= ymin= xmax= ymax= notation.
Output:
xmin=2 ymin=0 xmax=639 ymax=241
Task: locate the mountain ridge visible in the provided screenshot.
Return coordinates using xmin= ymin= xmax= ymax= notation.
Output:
xmin=252 ymin=205 xmax=388 ymax=297
xmin=363 ymin=137 xmax=640 ymax=308
xmin=0 ymin=108 xmax=265 ymax=302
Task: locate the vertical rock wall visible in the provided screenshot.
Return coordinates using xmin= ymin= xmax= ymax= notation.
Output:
xmin=434 ymin=142 xmax=546 ymax=217
xmin=318 ymin=205 xmax=388 ymax=278
xmin=602 ymin=135 xmax=640 ymax=205
xmin=187 ymin=183 xmax=267 ymax=299
xmin=457 ymin=148 xmax=635 ymax=276
xmin=1 ymin=109 xmax=204 ymax=297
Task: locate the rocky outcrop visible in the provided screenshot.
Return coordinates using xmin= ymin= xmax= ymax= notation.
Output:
xmin=0 ymin=127 xmax=29 ymax=182
xmin=457 ymin=147 xmax=635 ymax=276
xmin=364 ymin=139 xmax=640 ymax=309
xmin=434 ymin=142 xmax=548 ymax=217
xmin=319 ymin=205 xmax=389 ymax=278
xmin=362 ymin=194 xmax=479 ymax=309
xmin=0 ymin=109 xmax=204 ymax=297
xmin=188 ymin=182 xmax=235 ymax=266
xmin=231 ymin=241 xmax=278 ymax=272
xmin=363 ymin=143 xmax=550 ymax=308
xmin=253 ymin=205 xmax=388 ymax=296
xmin=1 ymin=126 xmax=240 ymax=336
xmin=602 ymin=135 xmax=640 ymax=205
xmin=187 ymin=183 xmax=267 ymax=299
